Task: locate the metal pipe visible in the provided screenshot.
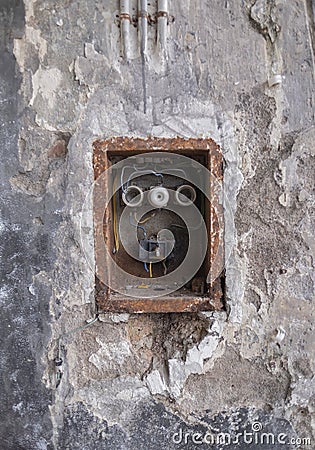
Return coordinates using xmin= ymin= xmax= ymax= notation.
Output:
xmin=120 ymin=0 xmax=130 ymax=60
xmin=138 ymin=0 xmax=148 ymax=55
xmin=138 ymin=0 xmax=148 ymax=113
xmin=157 ymin=0 xmax=168 ymax=52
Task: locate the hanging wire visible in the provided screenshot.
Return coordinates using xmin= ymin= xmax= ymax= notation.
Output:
xmin=122 ymin=169 xmax=163 ymax=193
xmin=136 ymin=212 xmax=155 ymax=224
xmin=130 ymin=213 xmax=147 ymax=237
xmin=120 ymin=165 xmax=187 ymax=193
xmin=120 ymin=165 xmax=134 ymax=193
xmin=54 ymin=315 xmax=99 ymax=388
xmin=120 ymin=165 xmax=163 ymax=193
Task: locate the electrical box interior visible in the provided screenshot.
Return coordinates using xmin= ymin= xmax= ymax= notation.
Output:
xmin=93 ymin=138 xmax=224 ymax=313
xmin=110 ymin=151 xmax=206 ymax=288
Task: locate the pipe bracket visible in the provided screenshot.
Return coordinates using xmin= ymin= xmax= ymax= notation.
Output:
xmin=120 ymin=12 xmax=131 ymax=22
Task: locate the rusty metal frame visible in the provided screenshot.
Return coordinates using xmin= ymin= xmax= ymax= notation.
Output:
xmin=93 ymin=137 xmax=224 ymax=313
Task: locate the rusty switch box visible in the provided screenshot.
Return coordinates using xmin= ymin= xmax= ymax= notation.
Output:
xmin=93 ymin=137 xmax=224 ymax=313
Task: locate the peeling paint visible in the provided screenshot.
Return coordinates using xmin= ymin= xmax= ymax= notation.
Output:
xmin=30 ymin=67 xmax=62 ymax=109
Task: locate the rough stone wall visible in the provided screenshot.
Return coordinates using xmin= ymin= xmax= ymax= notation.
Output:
xmin=0 ymin=1 xmax=314 ymax=449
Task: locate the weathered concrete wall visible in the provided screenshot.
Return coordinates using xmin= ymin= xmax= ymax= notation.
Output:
xmin=1 ymin=0 xmax=314 ymax=449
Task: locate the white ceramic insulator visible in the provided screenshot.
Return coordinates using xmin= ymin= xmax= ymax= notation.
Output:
xmin=148 ymin=187 xmax=169 ymax=208
xmin=268 ymin=75 xmax=282 ymax=87
xmin=122 ymin=185 xmax=144 ymax=207
xmin=175 ymin=185 xmax=196 ymax=206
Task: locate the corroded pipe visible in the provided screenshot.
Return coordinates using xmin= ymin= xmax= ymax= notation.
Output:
xmin=138 ymin=0 xmax=148 ymax=113
xmin=120 ymin=0 xmax=130 ymax=59
xmin=157 ymin=0 xmax=168 ymax=52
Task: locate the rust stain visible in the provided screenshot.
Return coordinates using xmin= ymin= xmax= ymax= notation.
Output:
xmin=97 ymin=295 xmax=222 ymax=314
xmin=48 ymin=140 xmax=67 ymax=159
xmin=93 ymin=136 xmax=223 ymax=179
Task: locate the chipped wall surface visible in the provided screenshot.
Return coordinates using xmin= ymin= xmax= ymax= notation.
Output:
xmin=0 ymin=0 xmax=314 ymax=449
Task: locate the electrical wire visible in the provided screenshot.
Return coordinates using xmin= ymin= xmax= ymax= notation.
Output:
xmin=162 ymin=260 xmax=167 ymax=275
xmin=55 ymin=315 xmax=99 ymax=388
xmin=58 ymin=316 xmax=99 ymax=349
xmin=133 ymin=164 xmax=148 ymax=171
xmin=170 ymin=219 xmax=203 ymax=231
xmin=136 ymin=212 xmax=155 ymax=224
xmin=165 ymin=168 xmax=187 ymax=178
xmin=130 ymin=213 xmax=150 ymax=276
xmin=130 ymin=213 xmax=147 ymax=237
xmin=120 ymin=165 xmax=134 ymax=193
xmin=121 ymin=167 xmax=163 ymax=193
xmin=120 ymin=165 xmax=188 ymax=193
xmin=113 ymin=175 xmax=119 ymax=253
xmin=125 ymin=170 xmax=163 ymax=192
